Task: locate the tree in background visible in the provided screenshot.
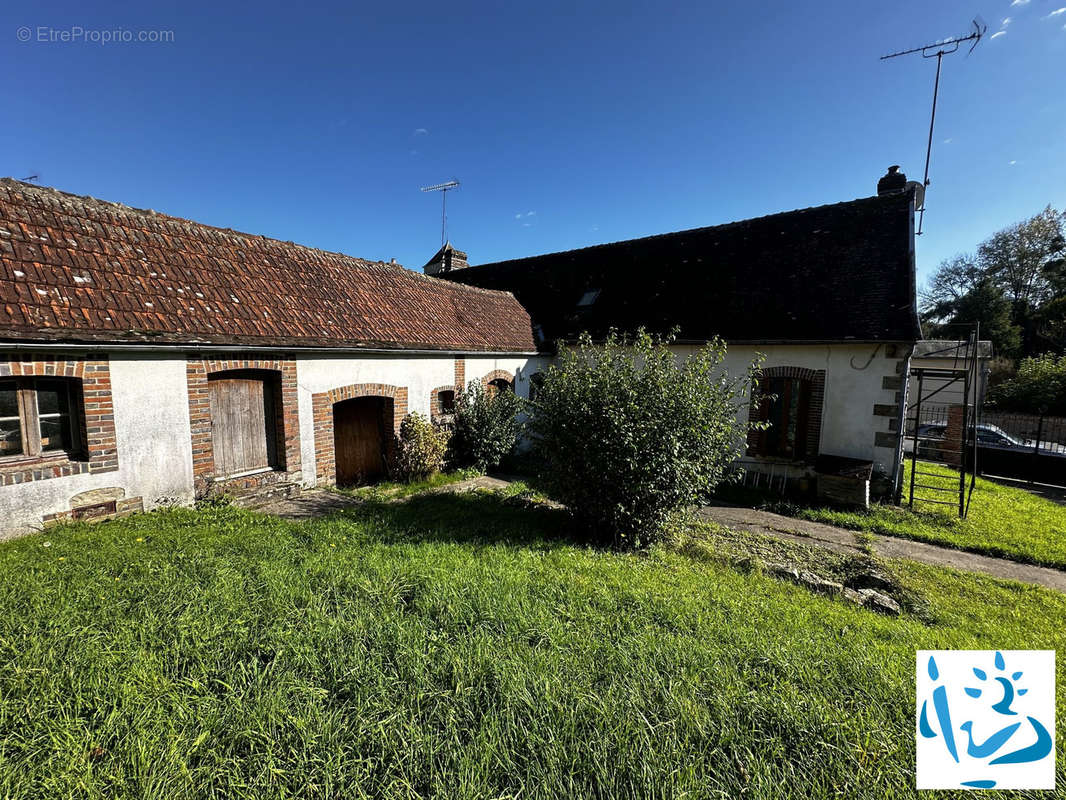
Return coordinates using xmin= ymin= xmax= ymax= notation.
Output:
xmin=922 ymin=207 xmax=1065 ymax=358
xmin=945 ymin=279 xmax=1021 ymax=359
xmin=987 ymin=354 xmax=1066 ymax=416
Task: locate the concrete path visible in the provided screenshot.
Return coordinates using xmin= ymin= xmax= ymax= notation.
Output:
xmin=699 ymin=505 xmax=1066 ymax=593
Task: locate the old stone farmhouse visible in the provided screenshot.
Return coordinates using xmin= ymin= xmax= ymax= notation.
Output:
xmin=1 ymin=171 xmax=919 ymax=536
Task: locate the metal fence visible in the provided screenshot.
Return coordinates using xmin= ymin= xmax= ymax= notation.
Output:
xmin=905 ymin=403 xmax=1066 ymax=486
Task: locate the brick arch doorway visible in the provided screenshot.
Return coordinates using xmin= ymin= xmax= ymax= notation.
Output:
xmin=333 ymin=395 xmax=393 ymax=486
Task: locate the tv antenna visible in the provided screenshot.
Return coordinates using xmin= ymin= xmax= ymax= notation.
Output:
xmin=421 ymin=180 xmax=460 ymax=246
xmin=881 ymin=17 xmax=986 ymax=235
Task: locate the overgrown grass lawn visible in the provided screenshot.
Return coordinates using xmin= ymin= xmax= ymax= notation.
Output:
xmin=790 ymin=462 xmax=1066 ymax=570
xmin=1 ymin=490 xmax=1064 ymax=798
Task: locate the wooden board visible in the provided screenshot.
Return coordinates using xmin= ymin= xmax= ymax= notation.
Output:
xmin=334 ymin=397 xmax=387 ymax=486
xmin=208 ymin=377 xmax=273 ymax=476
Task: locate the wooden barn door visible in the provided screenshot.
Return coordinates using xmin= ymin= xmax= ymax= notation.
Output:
xmin=208 ymin=375 xmax=277 ymax=476
xmin=333 ymin=397 xmax=390 ymax=486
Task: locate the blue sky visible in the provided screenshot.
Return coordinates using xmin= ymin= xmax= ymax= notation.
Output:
xmin=3 ymin=0 xmax=1064 ymax=288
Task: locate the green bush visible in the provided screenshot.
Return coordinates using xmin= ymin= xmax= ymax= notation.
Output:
xmin=392 ymin=412 xmax=450 ymax=482
xmin=527 ymin=330 xmax=759 ymax=548
xmin=987 ymin=353 xmax=1066 ymax=414
xmin=448 ymin=380 xmax=524 ymax=471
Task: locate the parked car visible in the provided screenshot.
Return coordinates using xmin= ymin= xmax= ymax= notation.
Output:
xmin=907 ymin=422 xmax=1066 ymax=457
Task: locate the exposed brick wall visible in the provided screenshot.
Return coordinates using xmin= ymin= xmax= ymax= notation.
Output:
xmin=186 ymin=356 xmax=300 ymax=497
xmin=311 ymin=383 xmax=408 ymax=486
xmin=429 ymin=385 xmax=457 ymax=421
xmin=0 ymin=354 xmax=117 ymax=485
xmin=480 ymin=369 xmax=515 ymax=390
xmin=746 ymin=366 xmax=825 ymax=462
xmin=454 ymin=358 xmax=465 ymax=391
xmin=942 ymin=404 xmax=965 ymax=467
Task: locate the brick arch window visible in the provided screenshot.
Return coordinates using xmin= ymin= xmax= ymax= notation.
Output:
xmin=429 ymin=385 xmax=457 ymax=422
xmin=1 ymin=355 xmax=117 ymax=485
xmin=747 ymin=366 xmax=825 ymax=462
xmin=311 ymin=383 xmax=408 ymax=486
xmin=481 ymin=369 xmax=515 ymax=398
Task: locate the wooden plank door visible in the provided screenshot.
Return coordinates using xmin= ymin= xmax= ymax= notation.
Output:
xmin=334 ymin=397 xmax=386 ymax=486
xmin=208 ymin=377 xmax=272 ymax=476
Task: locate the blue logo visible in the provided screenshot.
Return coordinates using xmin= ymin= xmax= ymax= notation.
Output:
xmin=916 ymin=650 xmax=1055 ymax=790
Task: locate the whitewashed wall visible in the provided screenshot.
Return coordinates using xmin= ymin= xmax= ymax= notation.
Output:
xmin=296 ymin=354 xmax=548 ymax=488
xmin=463 ymin=356 xmax=551 ymax=399
xmin=0 ymin=356 xmax=195 ymax=538
xmin=672 ymin=342 xmax=904 ymax=478
xmin=0 ymin=342 xmax=904 ymax=537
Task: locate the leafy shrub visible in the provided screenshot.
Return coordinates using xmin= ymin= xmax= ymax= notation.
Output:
xmin=448 ymin=380 xmax=524 ymax=471
xmin=392 ymin=412 xmax=450 ymax=482
xmin=527 ymin=330 xmax=759 ymax=548
xmin=987 ymin=353 xmax=1066 ymax=414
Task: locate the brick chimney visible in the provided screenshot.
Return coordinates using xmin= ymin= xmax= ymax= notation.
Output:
xmin=877 ymin=165 xmax=908 ymax=196
xmin=422 ymin=242 xmax=469 ymax=276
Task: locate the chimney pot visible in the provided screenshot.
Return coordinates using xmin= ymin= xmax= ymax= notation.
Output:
xmin=877 ymin=165 xmax=908 ymax=196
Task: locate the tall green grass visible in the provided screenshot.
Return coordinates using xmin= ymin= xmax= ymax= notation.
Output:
xmin=0 ymin=493 xmax=1062 ymax=798
xmin=793 ymin=462 xmax=1066 ymax=569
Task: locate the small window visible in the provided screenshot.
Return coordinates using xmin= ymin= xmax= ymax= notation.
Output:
xmin=487 ymin=378 xmax=513 ymax=398
xmin=577 ymin=289 xmax=601 ymax=307
xmin=437 ymin=390 xmax=455 ymax=414
xmin=0 ymin=378 xmax=82 ymax=460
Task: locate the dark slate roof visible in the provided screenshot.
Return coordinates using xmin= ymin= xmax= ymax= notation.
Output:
xmin=913 ymin=339 xmax=993 ymax=359
xmin=0 ymin=179 xmax=535 ymax=352
xmin=443 ymin=192 xmax=921 ymax=347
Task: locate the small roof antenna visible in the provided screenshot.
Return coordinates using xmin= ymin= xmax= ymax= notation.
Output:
xmin=881 ymin=17 xmax=986 ymax=235
xmin=421 ymin=180 xmax=460 ymax=246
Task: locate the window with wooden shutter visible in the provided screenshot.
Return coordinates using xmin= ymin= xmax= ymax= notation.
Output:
xmin=0 ymin=378 xmax=82 ymax=461
xmin=753 ymin=376 xmax=812 ymax=460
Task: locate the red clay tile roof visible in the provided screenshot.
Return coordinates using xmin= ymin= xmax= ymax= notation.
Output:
xmin=0 ymin=179 xmax=535 ymax=352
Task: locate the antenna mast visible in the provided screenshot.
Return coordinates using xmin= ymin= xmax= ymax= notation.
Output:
xmin=421 ymin=180 xmax=460 ymax=246
xmin=881 ymin=18 xmax=986 ymax=235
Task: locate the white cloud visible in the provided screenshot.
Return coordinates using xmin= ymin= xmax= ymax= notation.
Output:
xmin=1002 ymin=16 xmax=1012 ymax=26
xmin=990 ymin=30 xmax=1007 ymax=38
xmin=1010 ymin=0 xmax=1029 ymax=6
xmin=943 ymin=137 xmax=953 ymax=144
xmin=1009 ymin=160 xmax=1017 ymax=165
xmin=514 ymin=211 xmax=536 ymax=220
xmin=413 ymin=127 xmax=428 ymax=136
xmin=1046 ymin=7 xmax=1066 ymax=17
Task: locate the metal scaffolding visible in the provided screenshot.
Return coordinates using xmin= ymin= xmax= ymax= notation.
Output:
xmin=902 ymin=324 xmax=981 ymax=518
